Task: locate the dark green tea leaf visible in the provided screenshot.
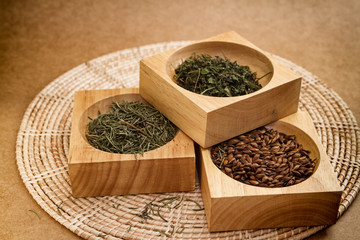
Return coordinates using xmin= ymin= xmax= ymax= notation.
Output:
xmin=174 ymin=53 xmax=266 ymax=97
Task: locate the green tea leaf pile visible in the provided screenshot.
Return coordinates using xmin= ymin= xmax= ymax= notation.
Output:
xmin=86 ymin=101 xmax=178 ymax=154
xmin=174 ymin=53 xmax=266 ymax=97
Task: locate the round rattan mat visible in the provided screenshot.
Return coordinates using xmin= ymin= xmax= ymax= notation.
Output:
xmin=16 ymin=41 xmax=360 ymax=240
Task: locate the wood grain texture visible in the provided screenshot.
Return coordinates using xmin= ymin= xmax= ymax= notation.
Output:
xmin=140 ymin=31 xmax=302 ymax=148
xmin=2 ymin=1 xmax=360 ymax=240
xmin=69 ymin=88 xmax=196 ymax=197
xmin=198 ymin=111 xmax=342 ymax=231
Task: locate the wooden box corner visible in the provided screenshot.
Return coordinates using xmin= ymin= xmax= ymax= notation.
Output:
xmin=68 ymin=88 xmax=196 ymax=197
xmin=198 ymin=111 xmax=342 ymax=231
xmin=140 ymin=31 xmax=301 ymax=148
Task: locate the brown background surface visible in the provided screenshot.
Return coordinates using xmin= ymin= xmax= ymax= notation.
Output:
xmin=1 ymin=0 xmax=359 ymax=239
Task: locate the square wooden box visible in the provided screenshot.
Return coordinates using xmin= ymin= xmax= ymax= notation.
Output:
xmin=140 ymin=31 xmax=302 ymax=148
xmin=198 ymin=111 xmax=342 ymax=231
xmin=68 ymin=88 xmax=196 ymax=197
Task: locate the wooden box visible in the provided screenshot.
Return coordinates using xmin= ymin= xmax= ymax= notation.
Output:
xmin=68 ymin=88 xmax=196 ymax=197
xmin=198 ymin=111 xmax=342 ymax=231
xmin=140 ymin=31 xmax=302 ymax=148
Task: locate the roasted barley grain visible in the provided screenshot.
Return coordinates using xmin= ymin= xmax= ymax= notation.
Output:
xmin=211 ymin=127 xmax=316 ymax=188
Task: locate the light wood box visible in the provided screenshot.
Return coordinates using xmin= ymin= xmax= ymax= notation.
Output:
xmin=140 ymin=31 xmax=302 ymax=148
xmin=68 ymin=88 xmax=196 ymax=197
xmin=198 ymin=111 xmax=342 ymax=231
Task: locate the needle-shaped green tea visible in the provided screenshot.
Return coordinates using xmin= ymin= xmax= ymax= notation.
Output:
xmin=86 ymin=101 xmax=178 ymax=154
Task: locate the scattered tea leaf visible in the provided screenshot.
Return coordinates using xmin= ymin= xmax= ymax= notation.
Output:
xmin=173 ymin=196 xmax=184 ymax=209
xmin=155 ymin=229 xmax=171 ymax=237
xmin=29 ymin=209 xmax=41 ymax=219
xmin=185 ymin=198 xmax=204 ymax=211
xmin=218 ymin=146 xmax=226 ymax=168
xmin=112 ymin=204 xmax=120 ymax=209
xmin=127 ymin=224 xmax=132 ymax=232
xmin=56 ymin=201 xmax=64 ymax=215
xmin=130 ymin=195 xmax=205 ymax=237
xmin=193 ymin=225 xmax=203 ymax=228
xmin=169 ymin=225 xmax=175 ymax=235
xmin=176 ymin=225 xmax=186 ymax=234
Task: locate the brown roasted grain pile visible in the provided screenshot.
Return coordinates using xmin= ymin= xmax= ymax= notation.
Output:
xmin=211 ymin=127 xmax=317 ymax=188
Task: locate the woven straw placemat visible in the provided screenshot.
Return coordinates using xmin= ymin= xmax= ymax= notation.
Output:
xmin=16 ymin=41 xmax=360 ymax=240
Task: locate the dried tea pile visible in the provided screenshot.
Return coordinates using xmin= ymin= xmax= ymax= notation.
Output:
xmin=211 ymin=127 xmax=316 ymax=187
xmin=174 ymin=53 xmax=267 ymax=97
xmin=86 ymin=101 xmax=178 ymax=154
